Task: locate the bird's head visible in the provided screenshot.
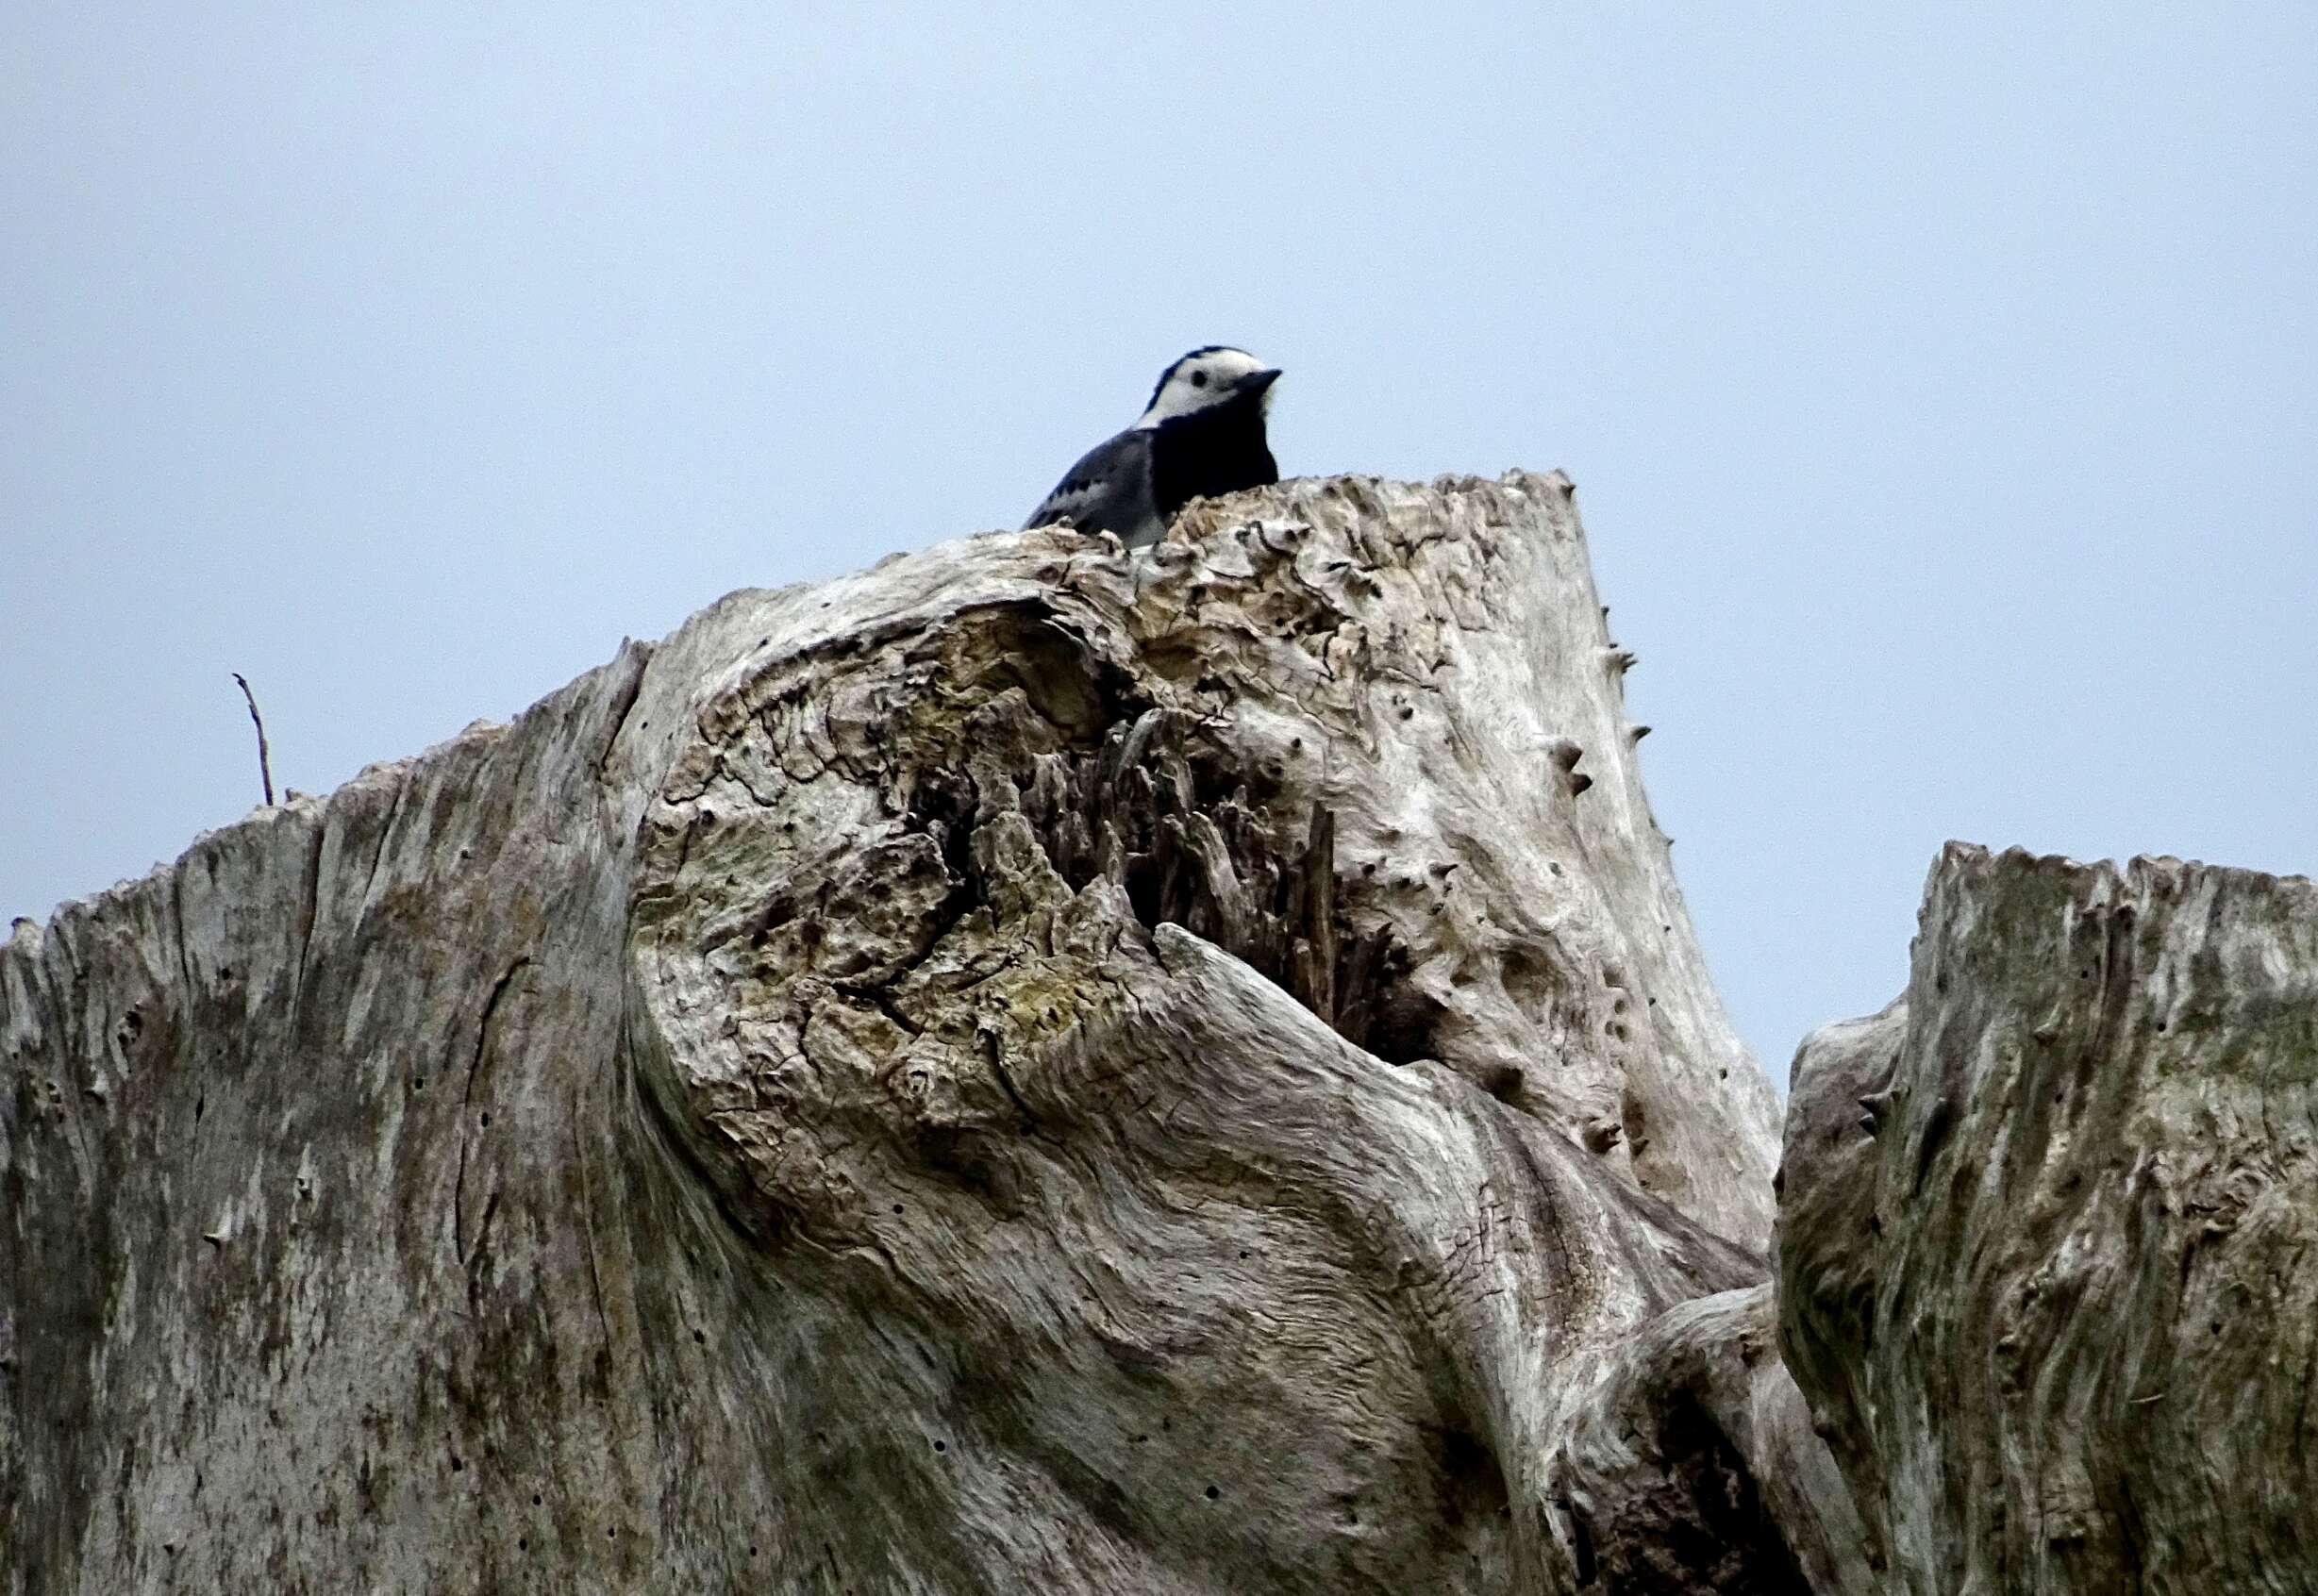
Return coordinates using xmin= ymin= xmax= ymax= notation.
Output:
xmin=1134 ymin=346 xmax=1281 ymax=427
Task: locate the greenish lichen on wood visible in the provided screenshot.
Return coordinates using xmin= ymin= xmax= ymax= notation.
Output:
xmin=1778 ymin=843 xmax=2318 ymax=1594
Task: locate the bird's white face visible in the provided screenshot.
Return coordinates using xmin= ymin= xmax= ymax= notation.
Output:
xmin=1135 ymin=347 xmax=1280 ymax=426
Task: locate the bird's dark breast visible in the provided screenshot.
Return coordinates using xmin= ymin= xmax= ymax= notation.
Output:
xmin=1149 ymin=400 xmax=1278 ymax=522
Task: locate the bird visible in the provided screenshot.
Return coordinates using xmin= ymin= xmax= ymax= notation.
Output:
xmin=1024 ymin=346 xmax=1282 ymax=549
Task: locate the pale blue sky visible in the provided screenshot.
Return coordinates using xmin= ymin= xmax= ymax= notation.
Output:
xmin=5 ymin=6 xmax=2312 ymax=1083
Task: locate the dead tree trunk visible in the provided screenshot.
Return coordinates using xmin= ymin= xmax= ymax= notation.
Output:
xmin=1778 ymin=843 xmax=2318 ymax=1593
xmin=0 ymin=470 xmax=1923 ymax=1592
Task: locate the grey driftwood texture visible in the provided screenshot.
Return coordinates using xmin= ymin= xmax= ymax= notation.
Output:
xmin=5 ymin=470 xmax=2300 ymax=1592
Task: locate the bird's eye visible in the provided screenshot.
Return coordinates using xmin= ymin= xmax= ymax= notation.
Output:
xmin=1190 ymin=372 xmax=1209 ymax=388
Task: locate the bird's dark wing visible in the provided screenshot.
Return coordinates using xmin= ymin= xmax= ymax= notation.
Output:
xmin=1023 ymin=428 xmax=1163 ymax=548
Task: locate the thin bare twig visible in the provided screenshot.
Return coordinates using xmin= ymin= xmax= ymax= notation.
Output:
xmin=231 ymin=673 xmax=275 ymax=806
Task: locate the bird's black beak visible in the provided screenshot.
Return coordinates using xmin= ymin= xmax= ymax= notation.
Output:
xmin=1239 ymin=368 xmax=1283 ymax=394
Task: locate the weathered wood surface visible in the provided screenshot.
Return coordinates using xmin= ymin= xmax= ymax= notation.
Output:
xmin=4 ymin=474 xmax=1859 ymax=1591
xmin=1778 ymin=843 xmax=2318 ymax=1593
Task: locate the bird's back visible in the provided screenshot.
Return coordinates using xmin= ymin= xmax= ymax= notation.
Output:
xmin=1022 ymin=427 xmax=1164 ymax=548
